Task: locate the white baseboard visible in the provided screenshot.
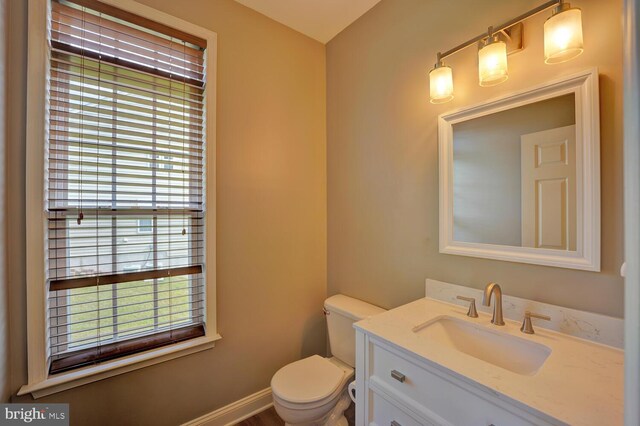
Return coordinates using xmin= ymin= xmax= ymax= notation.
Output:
xmin=182 ymin=387 xmax=273 ymax=426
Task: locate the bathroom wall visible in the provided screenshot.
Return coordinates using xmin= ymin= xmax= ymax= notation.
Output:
xmin=453 ymin=94 xmax=575 ymax=246
xmin=7 ymin=0 xmax=327 ymax=423
xmin=0 ymin=0 xmax=9 ymax=403
xmin=327 ymin=0 xmax=624 ymax=317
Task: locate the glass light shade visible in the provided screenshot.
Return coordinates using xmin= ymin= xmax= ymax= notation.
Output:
xmin=429 ymin=65 xmax=454 ymax=104
xmin=544 ymin=8 xmax=584 ymax=64
xmin=478 ymin=40 xmax=508 ymax=87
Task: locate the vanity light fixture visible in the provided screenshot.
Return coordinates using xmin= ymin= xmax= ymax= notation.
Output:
xmin=478 ymin=27 xmax=509 ymax=87
xmin=429 ymin=53 xmax=454 ymax=104
xmin=428 ymin=0 xmax=584 ymax=104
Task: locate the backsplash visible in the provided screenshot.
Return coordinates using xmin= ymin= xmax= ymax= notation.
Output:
xmin=425 ymin=279 xmax=624 ymax=348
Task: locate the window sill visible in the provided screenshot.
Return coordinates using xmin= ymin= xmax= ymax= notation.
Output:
xmin=18 ymin=334 xmax=222 ymax=398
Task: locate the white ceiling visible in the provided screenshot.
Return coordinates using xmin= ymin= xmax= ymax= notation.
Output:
xmin=233 ymin=0 xmax=383 ymax=43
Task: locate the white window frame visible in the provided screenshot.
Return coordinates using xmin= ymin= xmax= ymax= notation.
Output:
xmin=20 ymin=0 xmax=220 ymax=398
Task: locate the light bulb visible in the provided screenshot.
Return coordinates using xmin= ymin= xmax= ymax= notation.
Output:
xmin=544 ymin=5 xmax=583 ymax=64
xmin=429 ymin=63 xmax=454 ymax=104
xmin=478 ymin=37 xmax=508 ymax=87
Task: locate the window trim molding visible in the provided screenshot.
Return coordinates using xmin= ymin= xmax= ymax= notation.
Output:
xmin=21 ymin=0 xmax=219 ymax=397
xmin=18 ymin=335 xmax=220 ymax=398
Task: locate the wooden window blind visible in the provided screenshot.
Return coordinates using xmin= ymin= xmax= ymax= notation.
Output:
xmin=47 ymin=0 xmax=207 ymax=374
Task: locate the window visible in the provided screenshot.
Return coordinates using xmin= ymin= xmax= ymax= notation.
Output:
xmin=137 ymin=218 xmax=153 ymax=234
xmin=45 ymin=0 xmax=210 ymax=375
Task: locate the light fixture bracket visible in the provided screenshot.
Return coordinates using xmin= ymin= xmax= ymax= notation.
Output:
xmin=433 ymin=52 xmax=445 ymax=69
xmin=552 ymin=1 xmax=572 ymax=15
xmin=477 ymin=23 xmax=524 ymax=56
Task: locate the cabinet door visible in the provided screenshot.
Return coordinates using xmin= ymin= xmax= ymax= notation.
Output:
xmin=369 ymin=390 xmax=429 ymax=426
xmin=369 ymin=342 xmax=556 ymax=426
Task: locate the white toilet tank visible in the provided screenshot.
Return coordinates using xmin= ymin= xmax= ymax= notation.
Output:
xmin=324 ymin=294 xmax=385 ymax=367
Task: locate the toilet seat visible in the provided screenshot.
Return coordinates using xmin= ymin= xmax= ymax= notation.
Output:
xmin=271 ymin=355 xmax=352 ymax=409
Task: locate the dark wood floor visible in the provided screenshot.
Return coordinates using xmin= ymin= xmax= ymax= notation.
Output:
xmin=236 ymin=407 xmax=284 ymax=426
xmin=236 ymin=404 xmax=355 ymax=426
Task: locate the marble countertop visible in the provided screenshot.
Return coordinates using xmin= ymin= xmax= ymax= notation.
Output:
xmin=354 ymin=297 xmax=624 ymax=426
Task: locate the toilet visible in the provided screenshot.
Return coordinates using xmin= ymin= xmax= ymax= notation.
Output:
xmin=271 ymin=295 xmax=385 ymax=426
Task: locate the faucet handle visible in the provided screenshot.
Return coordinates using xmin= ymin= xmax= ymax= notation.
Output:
xmin=456 ymin=295 xmax=478 ymax=318
xmin=520 ymin=311 xmax=551 ymax=334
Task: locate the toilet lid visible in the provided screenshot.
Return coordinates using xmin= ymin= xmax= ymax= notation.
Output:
xmin=271 ymin=355 xmax=345 ymax=404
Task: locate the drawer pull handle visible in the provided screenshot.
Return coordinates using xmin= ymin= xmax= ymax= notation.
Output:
xmin=391 ymin=422 xmax=401 ymax=426
xmin=390 ymin=370 xmax=406 ymax=383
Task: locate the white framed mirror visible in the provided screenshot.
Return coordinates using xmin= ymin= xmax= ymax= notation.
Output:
xmin=438 ymin=69 xmax=600 ymax=271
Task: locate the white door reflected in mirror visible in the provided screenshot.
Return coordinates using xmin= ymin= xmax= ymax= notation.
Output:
xmin=521 ymin=125 xmax=576 ymax=251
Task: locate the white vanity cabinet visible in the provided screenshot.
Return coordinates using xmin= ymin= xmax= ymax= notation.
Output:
xmin=354 ymin=332 xmax=562 ymax=426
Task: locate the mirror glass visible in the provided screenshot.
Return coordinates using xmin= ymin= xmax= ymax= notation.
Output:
xmin=452 ymin=94 xmax=576 ymax=251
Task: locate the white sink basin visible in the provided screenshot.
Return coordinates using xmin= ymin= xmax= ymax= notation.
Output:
xmin=413 ymin=315 xmax=551 ymax=375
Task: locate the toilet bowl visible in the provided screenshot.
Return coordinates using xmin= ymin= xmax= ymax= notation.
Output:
xmin=271 ymin=295 xmax=385 ymax=426
xmin=272 ymin=356 xmax=353 ymax=426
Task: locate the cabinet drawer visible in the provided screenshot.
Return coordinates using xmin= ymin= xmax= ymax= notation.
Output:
xmin=369 ymin=390 xmax=425 ymax=426
xmin=370 ymin=342 xmax=546 ymax=426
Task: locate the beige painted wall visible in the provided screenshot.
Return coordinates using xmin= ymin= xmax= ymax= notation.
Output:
xmin=0 ymin=0 xmax=9 ymax=403
xmin=327 ymin=0 xmax=624 ymax=317
xmin=7 ymin=0 xmax=327 ymax=424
